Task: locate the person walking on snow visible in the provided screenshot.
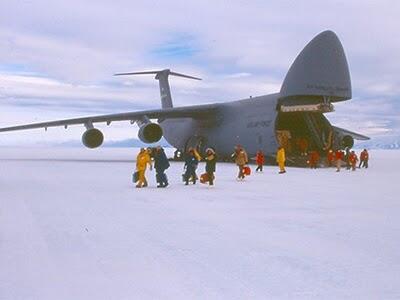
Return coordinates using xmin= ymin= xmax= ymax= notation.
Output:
xmin=184 ymin=148 xmax=199 ymax=185
xmin=231 ymin=145 xmax=248 ymax=180
xmin=136 ymin=148 xmax=152 ymax=188
xmin=327 ymin=149 xmax=334 ymax=167
xmin=349 ymin=151 xmax=358 ymax=171
xmin=153 ymin=146 xmax=170 ymax=188
xmin=345 ymin=147 xmax=351 ymax=170
xmin=254 ymin=150 xmax=265 ymax=172
xmin=359 ymin=149 xmax=369 ymax=168
xmin=204 ymin=148 xmax=217 ymax=186
xmin=335 ymin=149 xmax=344 ymax=172
xmin=276 ymin=146 xmax=286 ymax=174
xmin=308 ymin=150 xmax=320 ymax=169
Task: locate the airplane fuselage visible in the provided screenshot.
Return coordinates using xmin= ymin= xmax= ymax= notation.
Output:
xmin=161 ymin=93 xmax=282 ymax=159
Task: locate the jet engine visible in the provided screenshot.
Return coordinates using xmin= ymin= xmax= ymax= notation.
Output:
xmin=82 ymin=128 xmax=104 ymax=148
xmin=138 ymin=121 xmax=163 ymax=144
xmin=341 ymin=135 xmax=354 ymax=149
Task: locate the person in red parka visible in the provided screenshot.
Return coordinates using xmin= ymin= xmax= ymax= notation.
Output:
xmin=359 ymin=149 xmax=369 ymax=168
xmin=335 ymin=150 xmax=344 ymax=172
xmin=327 ymin=149 xmax=334 ymax=167
xmin=254 ymin=150 xmax=265 ymax=172
xmin=308 ymin=150 xmax=320 ymax=169
xmin=348 ymin=151 xmax=358 ymax=171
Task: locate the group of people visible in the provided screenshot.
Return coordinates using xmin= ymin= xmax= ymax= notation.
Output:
xmin=309 ymin=148 xmax=369 ymax=171
xmin=135 ymin=146 xmax=170 ymax=188
xmin=182 ymin=147 xmax=216 ymax=186
xmin=331 ymin=148 xmax=369 ymax=172
xmin=134 ymin=146 xmax=217 ymax=188
xmin=264 ymin=146 xmax=369 ymax=173
xmin=134 ymin=145 xmax=370 ymax=188
xmin=232 ymin=145 xmax=287 ymax=177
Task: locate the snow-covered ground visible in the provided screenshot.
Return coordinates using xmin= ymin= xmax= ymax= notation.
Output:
xmin=1 ymin=148 xmax=399 ymax=300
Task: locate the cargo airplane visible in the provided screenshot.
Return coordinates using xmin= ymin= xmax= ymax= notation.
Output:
xmin=0 ymin=30 xmax=369 ymax=163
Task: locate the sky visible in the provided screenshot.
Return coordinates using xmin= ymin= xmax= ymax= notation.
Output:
xmin=0 ymin=0 xmax=399 ymax=146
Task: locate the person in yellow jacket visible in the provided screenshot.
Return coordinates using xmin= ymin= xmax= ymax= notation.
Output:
xmin=136 ymin=148 xmax=152 ymax=188
xmin=276 ymin=146 xmax=286 ymax=174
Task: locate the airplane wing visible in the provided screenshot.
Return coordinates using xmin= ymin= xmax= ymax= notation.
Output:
xmin=0 ymin=103 xmax=219 ymax=132
xmin=332 ymin=126 xmax=370 ymax=140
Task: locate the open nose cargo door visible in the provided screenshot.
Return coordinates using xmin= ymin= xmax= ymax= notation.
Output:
xmin=278 ymin=30 xmax=352 ymax=113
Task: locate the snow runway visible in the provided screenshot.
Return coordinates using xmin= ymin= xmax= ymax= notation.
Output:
xmin=1 ymin=148 xmax=399 ymax=299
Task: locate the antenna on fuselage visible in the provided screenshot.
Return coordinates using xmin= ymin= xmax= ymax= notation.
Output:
xmin=114 ymin=69 xmax=201 ymax=109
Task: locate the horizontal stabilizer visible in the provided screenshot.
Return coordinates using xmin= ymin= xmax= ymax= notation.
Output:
xmin=114 ymin=69 xmax=201 ymax=80
xmin=114 ymin=69 xmax=201 ymax=109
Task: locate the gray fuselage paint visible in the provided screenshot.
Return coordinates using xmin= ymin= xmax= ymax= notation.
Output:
xmin=160 ymin=93 xmax=281 ymax=158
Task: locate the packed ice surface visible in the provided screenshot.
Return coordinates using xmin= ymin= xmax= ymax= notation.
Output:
xmin=1 ymin=148 xmax=399 ymax=299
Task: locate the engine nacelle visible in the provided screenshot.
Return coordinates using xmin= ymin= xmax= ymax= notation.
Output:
xmin=82 ymin=128 xmax=104 ymax=148
xmin=341 ymin=135 xmax=354 ymax=149
xmin=138 ymin=122 xmax=163 ymax=144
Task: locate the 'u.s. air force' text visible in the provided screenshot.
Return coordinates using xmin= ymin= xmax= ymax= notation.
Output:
xmin=247 ymin=120 xmax=272 ymax=128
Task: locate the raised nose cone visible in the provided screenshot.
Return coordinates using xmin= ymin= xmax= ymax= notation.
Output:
xmin=280 ymin=30 xmax=352 ymax=102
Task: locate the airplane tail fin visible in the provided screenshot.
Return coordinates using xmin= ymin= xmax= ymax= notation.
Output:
xmin=114 ymin=69 xmax=201 ymax=109
xmin=279 ymin=30 xmax=352 ymax=106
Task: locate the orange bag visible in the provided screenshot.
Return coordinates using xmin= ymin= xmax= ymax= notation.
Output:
xmin=200 ymin=173 xmax=209 ymax=184
xmin=243 ymin=166 xmax=251 ymax=176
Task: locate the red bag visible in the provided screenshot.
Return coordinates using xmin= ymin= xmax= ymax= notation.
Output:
xmin=200 ymin=173 xmax=209 ymax=184
xmin=243 ymin=166 xmax=251 ymax=176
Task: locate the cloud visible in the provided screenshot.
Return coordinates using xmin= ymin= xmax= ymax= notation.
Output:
xmin=225 ymin=73 xmax=252 ymax=79
xmin=150 ymin=33 xmax=199 ymax=60
xmin=327 ymin=96 xmax=400 ymax=138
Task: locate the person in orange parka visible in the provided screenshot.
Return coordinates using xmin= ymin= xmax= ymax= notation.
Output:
xmin=359 ymin=149 xmax=369 ymax=168
xmin=308 ymin=150 xmax=320 ymax=169
xmin=335 ymin=149 xmax=344 ymax=172
xmin=348 ymin=150 xmax=358 ymax=171
xmin=327 ymin=149 xmax=334 ymax=167
xmin=254 ymin=150 xmax=265 ymax=172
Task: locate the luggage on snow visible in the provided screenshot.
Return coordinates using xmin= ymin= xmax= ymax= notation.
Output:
xmin=132 ymin=171 xmax=139 ymax=183
xmin=243 ymin=166 xmax=251 ymax=176
xmin=200 ymin=172 xmax=215 ymax=184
